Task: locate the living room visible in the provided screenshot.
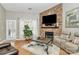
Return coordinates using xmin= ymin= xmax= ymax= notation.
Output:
xmin=0 ymin=3 xmax=79 ymax=55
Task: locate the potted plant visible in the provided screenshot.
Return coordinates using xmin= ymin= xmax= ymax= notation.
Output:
xmin=23 ymin=25 xmax=32 ymax=40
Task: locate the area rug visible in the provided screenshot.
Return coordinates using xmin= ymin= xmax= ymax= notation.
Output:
xmin=22 ymin=42 xmax=60 ymax=55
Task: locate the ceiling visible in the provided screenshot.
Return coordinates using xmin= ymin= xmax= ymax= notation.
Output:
xmin=1 ymin=3 xmax=58 ymax=14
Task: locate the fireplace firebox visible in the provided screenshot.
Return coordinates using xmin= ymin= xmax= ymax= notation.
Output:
xmin=45 ymin=32 xmax=53 ymax=39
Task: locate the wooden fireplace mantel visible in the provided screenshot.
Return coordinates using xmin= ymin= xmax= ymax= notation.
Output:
xmin=41 ymin=27 xmax=59 ymax=28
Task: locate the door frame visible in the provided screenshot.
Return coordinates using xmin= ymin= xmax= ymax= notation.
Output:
xmin=6 ymin=20 xmax=17 ymax=40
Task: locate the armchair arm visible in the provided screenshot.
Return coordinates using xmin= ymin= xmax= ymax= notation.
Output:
xmin=0 ymin=43 xmax=11 ymax=49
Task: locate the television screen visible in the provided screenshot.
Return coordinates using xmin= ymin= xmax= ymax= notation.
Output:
xmin=42 ymin=14 xmax=57 ymax=24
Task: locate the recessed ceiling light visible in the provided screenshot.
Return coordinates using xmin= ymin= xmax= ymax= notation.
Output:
xmin=28 ymin=8 xmax=32 ymax=10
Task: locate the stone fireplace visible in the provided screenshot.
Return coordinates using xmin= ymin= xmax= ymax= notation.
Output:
xmin=40 ymin=4 xmax=62 ymax=38
xmin=45 ymin=32 xmax=53 ymax=39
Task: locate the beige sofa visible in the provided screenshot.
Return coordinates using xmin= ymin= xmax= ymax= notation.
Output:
xmin=53 ymin=32 xmax=79 ymax=54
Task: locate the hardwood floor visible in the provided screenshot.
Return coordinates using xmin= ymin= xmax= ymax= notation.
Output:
xmin=14 ymin=40 xmax=68 ymax=55
xmin=15 ymin=40 xmax=32 ymax=55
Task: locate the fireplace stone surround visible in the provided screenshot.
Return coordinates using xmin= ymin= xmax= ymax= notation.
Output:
xmin=40 ymin=4 xmax=62 ymax=38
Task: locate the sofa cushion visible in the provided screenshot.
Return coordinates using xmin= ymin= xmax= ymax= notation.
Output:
xmin=53 ymin=37 xmax=61 ymax=47
xmin=70 ymin=52 xmax=79 ymax=55
xmin=0 ymin=46 xmax=18 ymax=55
xmin=74 ymin=32 xmax=79 ymax=37
xmin=60 ymin=39 xmax=66 ymax=48
xmin=59 ymin=31 xmax=71 ymax=41
xmin=62 ymin=31 xmax=71 ymax=38
xmin=60 ymin=34 xmax=68 ymax=40
xmin=0 ymin=43 xmax=11 ymax=49
xmin=54 ymin=37 xmax=61 ymax=43
xmin=65 ymin=42 xmax=79 ymax=53
xmin=72 ymin=32 xmax=79 ymax=45
xmin=60 ymin=39 xmax=66 ymax=44
xmin=72 ymin=37 xmax=79 ymax=45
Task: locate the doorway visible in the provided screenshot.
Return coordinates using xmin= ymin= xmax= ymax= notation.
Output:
xmin=6 ymin=20 xmax=16 ymax=40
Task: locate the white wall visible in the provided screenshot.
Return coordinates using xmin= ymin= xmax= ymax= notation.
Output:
xmin=6 ymin=11 xmax=39 ymax=39
xmin=62 ymin=3 xmax=79 ymax=33
xmin=0 ymin=4 xmax=6 ymax=40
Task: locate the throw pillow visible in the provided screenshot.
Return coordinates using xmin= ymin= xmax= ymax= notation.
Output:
xmin=72 ymin=37 xmax=79 ymax=45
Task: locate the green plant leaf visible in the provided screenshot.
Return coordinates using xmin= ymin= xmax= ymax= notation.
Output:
xmin=23 ymin=25 xmax=32 ymax=38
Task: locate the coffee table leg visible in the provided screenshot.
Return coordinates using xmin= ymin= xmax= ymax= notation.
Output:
xmin=45 ymin=45 xmax=49 ymax=55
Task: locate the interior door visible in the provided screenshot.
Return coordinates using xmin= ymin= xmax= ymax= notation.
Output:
xmin=6 ymin=20 xmax=16 ymax=40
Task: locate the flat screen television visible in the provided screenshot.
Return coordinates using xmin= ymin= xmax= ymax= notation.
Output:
xmin=42 ymin=14 xmax=57 ymax=25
